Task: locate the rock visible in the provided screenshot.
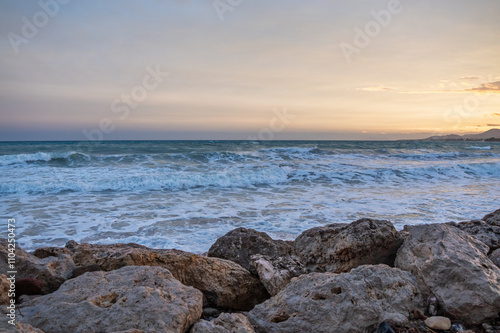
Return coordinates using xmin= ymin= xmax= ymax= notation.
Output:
xmin=483 ymin=209 xmax=500 ymax=225
xmin=202 ymin=307 xmax=222 ymax=319
xmin=427 ymin=294 xmax=439 ymax=316
xmin=33 ymin=246 xmax=73 ymax=259
xmin=251 ymin=254 xmax=306 ymax=296
xmin=450 ymin=219 xmax=500 ymax=252
xmin=293 ymin=219 xmax=403 ymax=273
xmin=0 ymin=274 xmax=10 ymax=305
xmin=413 ymin=309 xmax=427 ymax=320
xmin=71 ymin=242 xmax=268 ymax=310
xmin=450 ymin=323 xmax=465 ymax=332
xmin=248 ymin=265 xmax=423 ymax=333
xmin=208 ymin=227 xmax=291 ymax=275
xmin=395 ymin=224 xmax=500 ymax=324
xmin=16 ymin=322 xmax=46 ymax=333
xmin=0 ymin=239 xmax=75 ymax=293
xmin=376 ymin=321 xmax=395 ymax=333
xmin=489 ymin=248 xmax=500 ymax=268
xmin=71 ymin=264 xmax=101 ymax=278
xmin=425 ymin=316 xmax=451 ymax=330
xmin=191 ymin=313 xmax=255 ymax=333
xmin=21 ymin=266 xmax=203 ymax=333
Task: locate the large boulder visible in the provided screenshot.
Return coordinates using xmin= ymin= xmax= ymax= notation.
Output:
xmin=448 ymin=219 xmax=500 ymax=252
xmin=293 ymin=219 xmax=403 ymax=273
xmin=248 ymin=265 xmax=423 ymax=333
xmin=71 ymin=242 xmax=268 ymax=310
xmin=191 ymin=313 xmax=255 ymax=333
xmin=208 ymin=228 xmax=291 ymax=275
xmin=0 ymin=240 xmax=75 ymax=293
xmin=21 ymin=266 xmax=203 ymax=333
xmin=395 ymin=224 xmax=500 ymax=324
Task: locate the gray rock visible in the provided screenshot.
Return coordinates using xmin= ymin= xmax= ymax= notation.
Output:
xmin=449 ymin=219 xmax=500 ymax=252
xmin=395 ymin=224 xmax=500 ymax=324
xmin=424 ymin=316 xmax=451 ymax=330
xmin=21 ymin=266 xmax=203 ymax=333
xmin=293 ymin=219 xmax=403 ymax=273
xmin=483 ymin=209 xmax=500 ymax=226
xmin=0 ymin=239 xmax=75 ymax=293
xmin=248 ymin=265 xmax=423 ymax=333
xmin=33 ymin=246 xmax=73 ymax=259
xmin=251 ymin=254 xmax=306 ymax=296
xmin=208 ymin=228 xmax=291 ymax=275
xmin=71 ymin=242 xmax=269 ymax=310
xmin=490 ymin=248 xmax=500 ymax=268
xmin=191 ymin=313 xmax=255 ymax=333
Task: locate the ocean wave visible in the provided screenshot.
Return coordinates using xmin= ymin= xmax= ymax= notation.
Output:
xmin=465 ymin=146 xmax=491 ymax=150
xmin=0 ymin=151 xmax=90 ymax=166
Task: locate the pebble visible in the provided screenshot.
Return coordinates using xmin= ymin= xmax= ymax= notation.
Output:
xmin=413 ymin=309 xmax=427 ymax=320
xmin=424 ymin=316 xmax=452 ymax=330
xmin=376 ymin=321 xmax=395 ymax=333
xmin=450 ymin=323 xmax=465 ymax=332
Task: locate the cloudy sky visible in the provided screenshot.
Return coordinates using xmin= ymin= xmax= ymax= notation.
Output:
xmin=1 ymin=0 xmax=499 ymax=140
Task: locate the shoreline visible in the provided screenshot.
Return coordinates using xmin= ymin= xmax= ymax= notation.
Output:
xmin=1 ymin=209 xmax=499 ymax=332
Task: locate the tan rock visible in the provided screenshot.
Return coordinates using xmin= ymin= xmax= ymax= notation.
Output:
xmin=395 ymin=224 xmax=500 ymax=324
xmin=424 ymin=316 xmax=451 ymax=330
xmin=191 ymin=313 xmax=255 ymax=333
xmin=0 ymin=239 xmax=75 ymax=293
xmin=293 ymin=219 xmax=403 ymax=273
xmin=21 ymin=266 xmax=203 ymax=333
xmin=0 ymin=274 xmax=11 ymax=305
xmin=71 ymin=242 xmax=269 ymax=310
xmin=248 ymin=265 xmax=423 ymax=333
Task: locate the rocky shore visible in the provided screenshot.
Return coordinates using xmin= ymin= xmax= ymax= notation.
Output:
xmin=1 ymin=209 xmax=500 ymax=333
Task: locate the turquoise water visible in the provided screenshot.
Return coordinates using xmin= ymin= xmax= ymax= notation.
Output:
xmin=1 ymin=140 xmax=499 ymax=251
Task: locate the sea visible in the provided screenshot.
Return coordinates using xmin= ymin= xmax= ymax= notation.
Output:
xmin=1 ymin=140 xmax=499 ymax=252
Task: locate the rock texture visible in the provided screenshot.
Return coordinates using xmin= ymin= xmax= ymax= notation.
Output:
xmin=490 ymin=248 xmax=500 ymax=268
xmin=208 ymin=228 xmax=291 ymax=275
xmin=251 ymin=254 xmax=306 ymax=296
xmin=33 ymin=246 xmax=73 ymax=259
xmin=483 ymin=209 xmax=500 ymax=225
xmin=70 ymin=242 xmax=268 ymax=310
xmin=0 ymin=240 xmax=75 ymax=293
xmin=22 ymin=266 xmax=203 ymax=333
xmin=293 ymin=219 xmax=403 ymax=273
xmin=450 ymin=219 xmax=500 ymax=252
xmin=0 ymin=274 xmax=10 ymax=305
xmin=424 ymin=316 xmax=451 ymax=330
xmin=248 ymin=265 xmax=423 ymax=333
xmin=191 ymin=313 xmax=255 ymax=333
xmin=395 ymin=224 xmax=500 ymax=324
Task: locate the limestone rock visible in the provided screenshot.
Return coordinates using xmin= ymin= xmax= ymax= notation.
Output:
xmin=33 ymin=246 xmax=73 ymax=259
xmin=293 ymin=219 xmax=403 ymax=273
xmin=483 ymin=209 xmax=500 ymax=226
xmin=248 ymin=265 xmax=423 ymax=333
xmin=251 ymin=254 xmax=306 ymax=296
xmin=22 ymin=266 xmax=203 ymax=333
xmin=191 ymin=313 xmax=255 ymax=333
xmin=0 ymin=239 xmax=75 ymax=293
xmin=208 ymin=228 xmax=291 ymax=275
xmin=395 ymin=224 xmax=500 ymax=324
xmin=490 ymin=248 xmax=500 ymax=268
xmin=71 ymin=242 xmax=268 ymax=310
xmin=450 ymin=219 xmax=500 ymax=252
xmin=424 ymin=316 xmax=451 ymax=330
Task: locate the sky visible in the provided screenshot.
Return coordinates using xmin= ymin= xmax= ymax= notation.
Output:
xmin=0 ymin=0 xmax=499 ymax=141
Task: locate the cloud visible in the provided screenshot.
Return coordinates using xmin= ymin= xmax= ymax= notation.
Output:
xmin=465 ymin=81 xmax=500 ymax=93
xmin=460 ymin=76 xmax=481 ymax=80
xmin=357 ymin=86 xmax=398 ymax=92
xmin=492 ymin=113 xmax=500 ymax=117
xmin=487 ymin=124 xmax=500 ymax=127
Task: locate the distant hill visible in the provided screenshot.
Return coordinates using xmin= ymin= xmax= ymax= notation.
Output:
xmin=423 ymin=129 xmax=500 ymax=141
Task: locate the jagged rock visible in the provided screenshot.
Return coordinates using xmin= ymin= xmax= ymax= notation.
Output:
xmin=191 ymin=313 xmax=255 ymax=333
xmin=0 ymin=239 xmax=75 ymax=293
xmin=251 ymin=254 xmax=306 ymax=296
xmin=208 ymin=228 xmax=291 ymax=275
xmin=490 ymin=248 xmax=500 ymax=268
xmin=448 ymin=219 xmax=500 ymax=252
xmin=424 ymin=316 xmax=451 ymax=330
xmin=16 ymin=322 xmax=46 ymax=333
xmin=33 ymin=246 xmax=73 ymax=259
xmin=21 ymin=266 xmax=203 ymax=333
xmin=71 ymin=242 xmax=268 ymax=310
xmin=71 ymin=264 xmax=101 ymax=278
xmin=248 ymin=265 xmax=423 ymax=333
xmin=293 ymin=219 xmax=403 ymax=273
xmin=0 ymin=274 xmax=10 ymax=305
xmin=395 ymin=224 xmax=500 ymax=324
xmin=483 ymin=209 xmax=500 ymax=226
